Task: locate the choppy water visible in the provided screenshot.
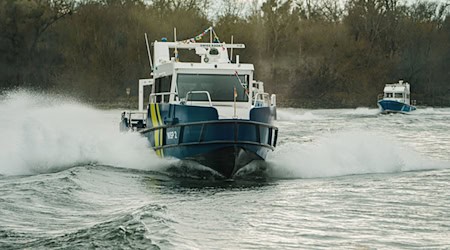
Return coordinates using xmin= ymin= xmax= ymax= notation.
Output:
xmin=1 ymin=91 xmax=449 ymax=249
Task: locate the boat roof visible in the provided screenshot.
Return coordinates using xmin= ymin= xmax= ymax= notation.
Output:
xmin=384 ymin=80 xmax=410 ymax=93
xmin=153 ymin=41 xmax=245 ymax=66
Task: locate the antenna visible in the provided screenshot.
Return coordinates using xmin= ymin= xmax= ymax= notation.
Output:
xmin=230 ymin=35 xmax=234 ymax=62
xmin=210 ymin=26 xmax=213 ymax=43
xmin=174 ymin=27 xmax=179 ymax=62
xmin=144 ymin=33 xmax=153 ymax=72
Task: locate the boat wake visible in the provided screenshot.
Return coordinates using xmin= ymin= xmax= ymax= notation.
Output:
xmin=164 ymin=159 xmax=224 ymax=179
xmin=1 ymin=90 xmax=447 ymax=179
xmin=410 ymin=107 xmax=450 ymax=115
xmin=343 ymin=107 xmax=380 ymax=116
xmin=0 ymin=90 xmax=167 ymax=176
xmin=267 ymin=130 xmax=449 ymax=179
xmin=277 ymin=108 xmax=323 ymax=121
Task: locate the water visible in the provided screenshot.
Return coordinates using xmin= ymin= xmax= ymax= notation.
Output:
xmin=1 ymin=91 xmax=449 ymax=249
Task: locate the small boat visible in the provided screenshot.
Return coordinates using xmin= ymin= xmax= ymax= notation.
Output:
xmin=377 ymin=80 xmax=417 ymax=114
xmin=120 ymin=27 xmax=278 ymax=179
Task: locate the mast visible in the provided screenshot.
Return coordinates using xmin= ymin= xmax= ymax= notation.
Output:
xmin=174 ymin=27 xmax=179 ymax=62
xmin=144 ymin=33 xmax=153 ymax=72
xmin=210 ymin=26 xmax=213 ymax=43
xmin=230 ymin=35 xmax=234 ymax=62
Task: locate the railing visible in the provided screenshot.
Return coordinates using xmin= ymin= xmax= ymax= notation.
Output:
xmin=121 ymin=111 xmax=147 ymax=130
xmin=253 ymin=92 xmax=270 ymax=107
xmin=150 ymin=92 xmax=177 ymax=103
xmin=139 ymin=119 xmax=278 ymax=150
xmin=185 ymin=91 xmax=213 ymax=106
xmin=271 ymin=94 xmax=276 ymax=106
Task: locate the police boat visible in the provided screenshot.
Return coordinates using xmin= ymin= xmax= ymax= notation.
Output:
xmin=377 ymin=80 xmax=417 ymax=114
xmin=120 ymin=28 xmax=278 ymax=179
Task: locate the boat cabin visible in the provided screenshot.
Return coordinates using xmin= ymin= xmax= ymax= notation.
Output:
xmin=137 ymin=40 xmax=275 ymax=119
xmin=381 ymin=80 xmax=412 ymax=105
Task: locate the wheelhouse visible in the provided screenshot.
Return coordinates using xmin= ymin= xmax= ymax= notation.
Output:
xmin=381 ymin=80 xmax=412 ymax=105
xmin=138 ymin=40 xmax=275 ymax=119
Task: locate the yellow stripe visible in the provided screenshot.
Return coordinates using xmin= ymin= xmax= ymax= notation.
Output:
xmin=150 ymin=104 xmax=160 ymax=157
xmin=155 ymin=104 xmax=164 ymax=157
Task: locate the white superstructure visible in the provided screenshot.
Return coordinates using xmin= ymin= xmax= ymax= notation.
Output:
xmin=381 ymin=80 xmax=412 ymax=105
xmin=137 ymin=39 xmax=276 ymax=119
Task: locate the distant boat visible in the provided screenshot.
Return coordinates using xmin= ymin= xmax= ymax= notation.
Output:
xmin=119 ymin=27 xmax=278 ymax=179
xmin=377 ymin=80 xmax=417 ymax=114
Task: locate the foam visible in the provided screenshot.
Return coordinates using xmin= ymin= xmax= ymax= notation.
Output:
xmin=343 ymin=107 xmax=380 ymax=116
xmin=0 ymin=90 xmax=167 ymax=176
xmin=267 ymin=130 xmax=448 ymax=179
xmin=277 ymin=109 xmax=322 ymax=121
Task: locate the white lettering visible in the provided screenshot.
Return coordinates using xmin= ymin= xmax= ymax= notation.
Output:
xmin=167 ymin=131 xmax=178 ymax=140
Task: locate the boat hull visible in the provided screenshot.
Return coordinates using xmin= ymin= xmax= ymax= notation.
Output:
xmin=377 ymin=100 xmax=416 ymax=114
xmin=164 ymin=144 xmax=269 ymax=178
xmin=141 ymin=121 xmax=276 ymax=178
xmin=139 ymin=103 xmax=277 ymax=178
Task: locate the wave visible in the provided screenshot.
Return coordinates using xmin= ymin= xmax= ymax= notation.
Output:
xmin=411 ymin=107 xmax=450 ymax=115
xmin=267 ymin=130 xmax=449 ymax=179
xmin=343 ymin=107 xmax=380 ymax=116
xmin=277 ymin=108 xmax=323 ymax=121
xmin=1 ymin=203 xmax=168 ymax=249
xmin=0 ymin=90 xmax=167 ymax=176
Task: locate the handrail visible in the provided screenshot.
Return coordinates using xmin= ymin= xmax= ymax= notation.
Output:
xmin=253 ymin=92 xmax=270 ymax=107
xmin=140 ymin=119 xmax=278 ymax=150
xmin=139 ymin=119 xmax=278 ymax=133
xmin=185 ymin=91 xmax=213 ymax=106
xmin=271 ymin=94 xmax=276 ymax=107
xmin=152 ymin=140 xmax=274 ymax=150
xmin=121 ymin=111 xmax=147 ymax=129
xmin=150 ymin=92 xmax=177 ymax=103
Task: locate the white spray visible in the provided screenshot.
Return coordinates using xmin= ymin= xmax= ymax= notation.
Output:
xmin=0 ymin=90 xmax=167 ymax=176
xmin=267 ymin=130 xmax=448 ymax=179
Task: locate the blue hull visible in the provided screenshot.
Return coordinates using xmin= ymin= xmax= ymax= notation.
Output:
xmin=377 ymin=100 xmax=416 ymax=114
xmin=141 ymin=103 xmax=277 ymax=178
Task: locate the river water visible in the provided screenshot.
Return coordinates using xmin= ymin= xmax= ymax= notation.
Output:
xmin=1 ymin=91 xmax=449 ymax=249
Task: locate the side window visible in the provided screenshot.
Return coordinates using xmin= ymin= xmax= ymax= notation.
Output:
xmin=395 ymin=93 xmax=403 ymax=98
xmin=154 ymin=76 xmax=172 ymax=102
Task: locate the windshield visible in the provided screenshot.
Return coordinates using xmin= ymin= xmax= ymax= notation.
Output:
xmin=177 ymin=74 xmax=249 ymax=102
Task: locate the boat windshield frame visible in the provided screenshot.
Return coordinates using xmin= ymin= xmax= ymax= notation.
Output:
xmin=176 ymin=73 xmax=249 ymax=102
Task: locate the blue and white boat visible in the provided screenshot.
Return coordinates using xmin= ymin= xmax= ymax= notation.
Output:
xmin=120 ymin=28 xmax=278 ymax=179
xmin=377 ymin=80 xmax=416 ymax=114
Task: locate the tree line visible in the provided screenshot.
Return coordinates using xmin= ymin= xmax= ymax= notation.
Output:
xmin=0 ymin=0 xmax=449 ymax=107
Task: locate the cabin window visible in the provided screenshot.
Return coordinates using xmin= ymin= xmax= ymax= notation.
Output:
xmin=385 ymin=93 xmax=393 ymax=98
xmin=154 ymin=75 xmax=172 ymax=102
xmin=394 ymin=93 xmax=403 ymax=98
xmin=177 ymin=74 xmax=249 ymax=102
